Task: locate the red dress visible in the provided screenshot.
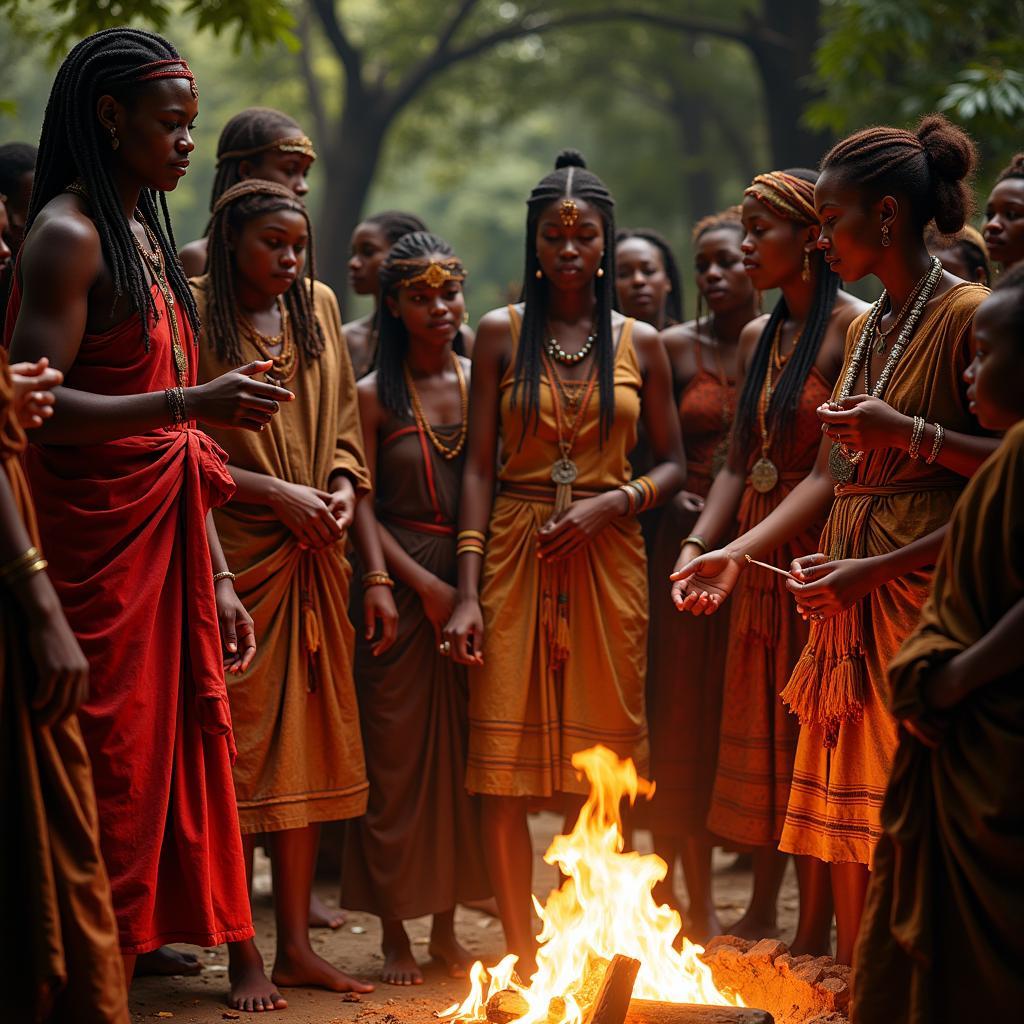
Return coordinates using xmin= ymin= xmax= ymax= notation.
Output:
xmin=5 ymin=278 xmax=253 ymax=954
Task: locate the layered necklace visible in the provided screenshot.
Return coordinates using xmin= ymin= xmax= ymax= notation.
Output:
xmin=546 ymin=321 xmax=596 ymax=365
xmin=240 ymin=297 xmax=299 ymax=384
xmin=750 ymin=319 xmax=801 ymax=494
xmin=828 ymin=256 xmax=943 ymax=483
xmin=542 ymin=347 xmax=599 ymax=514
xmin=403 ymin=351 xmax=468 ymax=460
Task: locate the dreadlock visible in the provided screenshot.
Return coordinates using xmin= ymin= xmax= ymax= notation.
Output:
xmin=614 ymin=227 xmax=683 ymax=325
xmin=204 ymin=179 xmax=323 ymax=366
xmin=732 ymin=169 xmax=841 ymax=455
xmin=207 ymin=108 xmax=308 ymax=222
xmin=690 ymin=206 xmax=746 ymax=340
xmin=516 ymin=149 xmax=617 ymax=442
xmin=995 ymin=153 xmax=1024 ymax=183
xmin=363 ymin=210 xmax=429 ymax=246
xmin=28 ymin=27 xmax=199 ymax=350
xmin=820 ymin=114 xmax=977 ymax=235
xmin=376 ymin=231 xmax=464 ymax=416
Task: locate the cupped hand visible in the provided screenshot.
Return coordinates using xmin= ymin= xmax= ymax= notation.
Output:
xmin=786 ymin=552 xmax=881 ymax=620
xmin=363 ymin=584 xmax=399 ymax=656
xmin=270 ymin=480 xmax=343 ymax=549
xmin=189 ymin=359 xmax=294 ymax=432
xmin=816 ymin=395 xmax=911 ymax=453
xmin=216 ymin=579 xmax=256 ymax=673
xmin=536 ymin=493 xmax=620 ymax=562
xmin=29 ymin=605 xmax=90 ymax=726
xmin=675 ymin=490 xmax=705 ymax=515
xmin=419 ymin=575 xmax=458 ymax=642
xmin=11 ymin=357 xmax=63 ymax=429
xmin=443 ymin=596 xmax=484 ymax=666
xmin=669 ymin=548 xmax=741 ymax=615
xmin=326 ymin=475 xmax=357 ymax=531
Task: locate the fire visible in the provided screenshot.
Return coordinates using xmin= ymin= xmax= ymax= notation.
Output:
xmin=439 ymin=746 xmax=741 ymax=1024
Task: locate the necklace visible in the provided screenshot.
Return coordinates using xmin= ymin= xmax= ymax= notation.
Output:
xmin=872 ymin=262 xmax=936 ymax=354
xmin=403 ymin=352 xmax=469 ymax=461
xmin=546 ymin=322 xmax=596 ymax=365
xmin=750 ymin=319 xmax=800 ymax=494
xmin=828 ymin=256 xmax=943 ymax=483
xmin=241 ymin=297 xmax=298 ymax=384
xmin=542 ymin=348 xmax=599 ymax=513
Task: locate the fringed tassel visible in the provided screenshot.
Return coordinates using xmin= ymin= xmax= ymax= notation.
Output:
xmin=554 ymin=482 xmax=573 ymax=517
xmin=733 ymin=563 xmax=783 ymax=646
xmin=541 ymin=558 xmax=570 ymax=672
xmin=302 ymin=593 xmax=321 ymax=693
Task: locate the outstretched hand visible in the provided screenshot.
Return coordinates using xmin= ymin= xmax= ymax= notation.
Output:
xmin=190 ymin=359 xmax=294 ymax=432
xmin=669 ymin=548 xmax=741 ymax=615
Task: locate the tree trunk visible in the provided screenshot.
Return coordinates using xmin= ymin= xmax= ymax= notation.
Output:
xmin=671 ymin=77 xmax=717 ymax=219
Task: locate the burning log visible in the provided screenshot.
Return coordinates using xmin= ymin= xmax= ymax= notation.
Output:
xmin=585 ymin=954 xmax=641 ymax=1024
xmin=624 ymin=1001 xmax=773 ymax=1024
xmin=486 ymin=990 xmax=530 ymax=1024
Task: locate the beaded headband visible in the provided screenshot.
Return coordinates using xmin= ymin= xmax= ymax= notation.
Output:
xmin=131 ymin=59 xmax=198 ymax=99
xmin=217 ymin=135 xmax=318 ymax=166
xmin=390 ymin=256 xmax=467 ymax=289
xmin=745 ymin=171 xmax=818 ymax=225
xmin=212 ymin=178 xmax=308 ymax=215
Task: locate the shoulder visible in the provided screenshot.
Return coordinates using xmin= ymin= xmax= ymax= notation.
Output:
xmin=178 ymin=237 xmax=207 ymax=278
xmin=356 ymin=369 xmax=383 ymax=425
xmin=831 ymin=290 xmax=870 ymax=332
xmin=626 ymin=315 xmax=659 ymax=352
xmin=660 ymin=319 xmax=700 ymax=357
xmin=312 ymin=279 xmax=341 ymax=316
xmin=456 ymin=353 xmax=472 ymax=379
xmin=739 ymin=313 xmax=769 ymax=352
xmin=22 ymin=195 xmax=102 ymax=280
xmin=356 ymin=369 xmax=379 ymax=402
xmin=938 ymin=280 xmax=989 ymax=320
xmin=476 ymin=304 xmax=515 ymax=332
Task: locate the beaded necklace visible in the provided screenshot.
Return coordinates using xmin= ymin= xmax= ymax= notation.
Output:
xmin=403 ymin=351 xmax=468 ymax=461
xmin=545 ymin=321 xmax=596 ymax=365
xmin=240 ymin=297 xmax=298 ymax=384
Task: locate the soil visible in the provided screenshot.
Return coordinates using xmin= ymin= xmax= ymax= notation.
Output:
xmin=129 ymin=814 xmax=802 ymax=1024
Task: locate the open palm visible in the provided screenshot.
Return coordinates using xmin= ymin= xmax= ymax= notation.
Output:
xmin=670 ymin=549 xmax=742 ymax=615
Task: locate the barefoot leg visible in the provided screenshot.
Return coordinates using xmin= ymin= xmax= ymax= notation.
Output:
xmin=651 ymin=834 xmax=683 ymax=917
xmin=790 ymin=855 xmax=833 ymax=957
xmin=679 ymin=836 xmax=722 ymax=944
xmin=428 ymin=909 xmax=473 ymax=978
xmin=482 ymin=796 xmax=536 ymax=978
xmin=726 ymin=845 xmax=787 ymax=939
xmin=831 ymin=861 xmax=870 ymax=965
xmin=381 ymin=919 xmax=422 ymax=986
xmin=134 ymin=946 xmax=203 ymax=977
xmin=228 ymin=938 xmax=288 ymax=1012
xmin=309 ymin=893 xmax=347 ymax=929
xmin=269 ymin=823 xmax=374 ymax=993
xmin=122 ymin=954 xmax=136 ymax=992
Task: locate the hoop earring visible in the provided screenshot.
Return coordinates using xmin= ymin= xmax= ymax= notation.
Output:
xmin=801 ymin=251 xmax=811 ymax=282
xmin=535 ymin=268 xmax=543 ymax=279
xmin=109 ymin=126 xmax=120 ymax=151
xmin=881 ymin=224 xmax=891 ymax=248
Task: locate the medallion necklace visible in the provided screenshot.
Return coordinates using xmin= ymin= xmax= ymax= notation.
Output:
xmin=541 ymin=348 xmax=599 ymax=514
xmin=750 ymin=319 xmax=801 ymax=494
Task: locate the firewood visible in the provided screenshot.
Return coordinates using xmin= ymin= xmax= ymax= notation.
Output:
xmin=624 ymin=1000 xmax=773 ymax=1024
xmin=486 ymin=989 xmax=529 ymax=1024
xmin=585 ymin=954 xmax=641 ymax=1024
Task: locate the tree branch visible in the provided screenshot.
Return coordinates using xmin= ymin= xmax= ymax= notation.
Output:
xmin=296 ymin=6 xmax=329 ymax=145
xmin=433 ymin=0 xmax=482 ymax=55
xmin=308 ymin=0 xmax=365 ymax=95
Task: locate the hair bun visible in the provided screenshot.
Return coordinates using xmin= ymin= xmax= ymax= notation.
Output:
xmin=554 ymin=148 xmax=587 ymax=170
xmin=916 ymin=114 xmax=975 ymax=183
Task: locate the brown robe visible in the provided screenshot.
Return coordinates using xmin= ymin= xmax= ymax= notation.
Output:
xmin=642 ymin=344 xmax=736 ymax=835
xmin=193 ymin=278 xmax=371 ymax=833
xmin=780 ymin=284 xmax=987 ymax=867
xmin=0 ymin=351 xmax=128 ymax=1023
xmin=466 ymin=308 xmax=649 ymax=797
xmin=853 ymin=419 xmax=1024 ymax=1023
xmin=343 ymin=403 xmax=490 ymax=919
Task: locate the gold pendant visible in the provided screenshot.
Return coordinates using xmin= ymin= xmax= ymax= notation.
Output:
xmin=550 ymin=457 xmax=578 ymax=486
xmin=172 ymin=342 xmax=188 ymax=379
xmin=750 ymin=456 xmax=779 ymax=494
xmin=828 ymin=441 xmax=855 ymax=483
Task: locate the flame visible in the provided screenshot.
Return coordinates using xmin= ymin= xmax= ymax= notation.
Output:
xmin=438 ymin=746 xmax=740 ymax=1024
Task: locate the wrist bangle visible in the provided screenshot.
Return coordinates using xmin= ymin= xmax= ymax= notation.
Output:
xmin=213 ymin=570 xmax=236 ymax=584
xmin=907 ymin=415 xmax=926 ymax=460
xmin=681 ymin=534 xmax=708 ymax=555
xmin=0 ymin=545 xmax=41 ymax=581
xmin=165 ymin=385 xmax=187 ymax=425
xmin=362 ymin=570 xmax=395 ymax=589
xmin=925 ymin=422 xmax=945 ymax=465
xmin=457 ymin=529 xmax=486 ymax=543
xmin=456 ymin=540 xmax=485 ymax=557
xmin=4 ymin=554 xmax=48 ymax=586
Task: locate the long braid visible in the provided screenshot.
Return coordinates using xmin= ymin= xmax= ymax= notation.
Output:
xmin=731 ymin=169 xmax=840 ymax=454
xmin=516 ymin=149 xmax=617 ymax=443
xmin=614 ymin=227 xmax=684 ymax=325
xmin=375 ymin=231 xmax=463 ymax=416
xmin=204 ymin=179 xmax=323 ymax=366
xmin=28 ymin=27 xmax=200 ymax=349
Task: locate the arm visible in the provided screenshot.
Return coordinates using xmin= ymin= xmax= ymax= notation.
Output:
xmin=205 ymin=509 xmax=255 ymax=673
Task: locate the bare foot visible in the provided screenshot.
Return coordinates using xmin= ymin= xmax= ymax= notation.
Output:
xmin=135 ymin=946 xmax=202 ymax=977
xmin=309 ymin=893 xmax=347 ymax=929
xmin=725 ymin=909 xmax=780 ymax=941
xmin=683 ymin=907 xmax=724 ymax=946
xmin=381 ymin=936 xmax=424 ymax=986
xmin=272 ymin=944 xmax=375 ymax=994
xmin=428 ymin=935 xmax=474 ymax=979
xmin=229 ymin=941 xmax=288 ymax=1012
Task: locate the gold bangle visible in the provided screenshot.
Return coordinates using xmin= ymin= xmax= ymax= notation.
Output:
xmin=925 ymin=422 xmax=945 ymax=465
xmin=5 ymin=556 xmax=48 ymax=586
xmin=362 ymin=571 xmax=395 ymax=589
xmin=0 ymin=545 xmax=41 ymax=580
xmin=456 ymin=542 xmax=485 ymax=557
xmin=457 ymin=529 xmax=486 ymax=542
xmin=681 ymin=534 xmax=708 ymax=554
xmin=213 ymin=570 xmax=236 ymax=584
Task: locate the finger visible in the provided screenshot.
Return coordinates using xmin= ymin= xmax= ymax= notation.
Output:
xmin=817 ymin=406 xmax=857 ymax=423
xmin=245 ymin=379 xmax=295 ymax=401
xmin=317 ymin=504 xmax=344 ymax=538
xmin=240 ymin=396 xmax=281 ymax=414
xmin=678 ymin=589 xmax=701 ymax=614
xmin=467 ymin=625 xmax=484 ymax=665
xmin=668 ymin=559 xmax=700 ymax=582
xmin=38 ymin=669 xmax=68 ymax=727
xmin=450 ymin=630 xmax=472 ymax=665
xmin=539 ymin=528 xmax=583 ymax=560
xmin=222 ymin=611 xmax=238 ymax=655
xmin=237 ymin=619 xmax=257 ymax=671
xmin=31 ymin=663 xmax=58 ymax=713
xmin=237 ymin=359 xmax=274 ymax=377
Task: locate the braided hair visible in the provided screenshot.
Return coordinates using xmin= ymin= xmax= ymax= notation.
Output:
xmin=614 ymin=227 xmax=683 ymax=325
xmin=925 ymin=223 xmax=992 ymax=286
xmin=995 ymin=153 xmax=1024 ymax=183
xmin=0 ymin=142 xmax=36 ymax=201
xmin=204 ymin=179 xmax=323 ymax=366
xmin=820 ymin=114 xmax=978 ymax=234
xmin=691 ymin=206 xmax=746 ymax=339
xmin=732 ymin=169 xmax=840 ymax=455
xmin=376 ymin=231 xmax=464 ymax=416
xmin=363 ymin=210 xmax=429 ymax=246
xmin=28 ymin=27 xmax=200 ymax=349
xmin=516 ymin=149 xmax=617 ymax=441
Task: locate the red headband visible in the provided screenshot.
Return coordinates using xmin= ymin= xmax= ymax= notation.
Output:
xmin=133 ymin=59 xmax=198 ymax=98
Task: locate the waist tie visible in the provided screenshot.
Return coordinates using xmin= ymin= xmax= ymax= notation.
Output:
xmin=782 ymin=473 xmax=965 ymax=747
xmin=499 ymin=481 xmax=606 ymax=504
xmin=381 ymin=513 xmax=455 ymax=537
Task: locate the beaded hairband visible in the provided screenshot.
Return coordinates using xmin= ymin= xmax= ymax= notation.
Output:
xmin=744 ymin=171 xmax=817 ymax=225
xmin=217 ymin=135 xmax=318 ymax=166
xmin=211 ymin=178 xmax=306 ymax=215
xmin=391 ymin=256 xmax=467 ymax=290
xmin=132 ymin=59 xmax=198 ymax=99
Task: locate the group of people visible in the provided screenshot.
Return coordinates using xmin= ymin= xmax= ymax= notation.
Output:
xmin=2 ymin=24 xmax=1022 ymax=1024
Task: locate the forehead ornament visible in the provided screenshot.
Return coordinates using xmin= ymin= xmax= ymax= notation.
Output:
xmin=559 ymin=198 xmax=580 ymax=228
xmin=391 ymin=256 xmax=467 ymax=290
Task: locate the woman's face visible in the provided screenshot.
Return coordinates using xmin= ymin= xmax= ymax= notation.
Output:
xmin=348 ymin=222 xmax=390 ymax=297
xmin=232 ymin=207 xmax=308 ymax=300
xmin=814 ymin=169 xmax=882 ymax=283
xmin=983 ymin=178 xmax=1024 ymax=270
xmin=615 ymin=237 xmax=670 ymax=324
xmin=241 ymin=141 xmax=313 ymax=199
xmin=694 ymin=227 xmax=752 ymax=314
xmin=964 ymin=294 xmax=1024 ymax=431
xmin=387 ymin=260 xmax=465 ymax=350
xmin=740 ymin=194 xmax=810 ymax=290
xmin=535 ymin=197 xmax=605 ymax=293
xmin=99 ymin=76 xmax=197 ymax=193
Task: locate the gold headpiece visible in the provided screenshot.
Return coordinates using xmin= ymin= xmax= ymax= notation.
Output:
xmin=559 ymin=198 xmax=580 ymax=228
xmin=391 ymin=256 xmax=467 ymax=290
xmin=217 ymin=135 xmax=318 ymax=166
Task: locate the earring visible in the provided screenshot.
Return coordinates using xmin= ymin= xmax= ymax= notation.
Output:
xmin=881 ymin=224 xmax=891 ymax=248
xmin=535 ymin=268 xmax=543 ymax=279
xmin=801 ymin=251 xmax=811 ymax=282
xmin=596 ymin=266 xmax=605 ymax=278
xmin=463 ymin=311 xmax=470 ymax=325
xmin=109 ymin=125 xmax=120 ymax=151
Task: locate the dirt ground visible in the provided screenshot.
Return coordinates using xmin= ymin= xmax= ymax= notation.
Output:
xmin=129 ymin=814 xmax=801 ymax=1024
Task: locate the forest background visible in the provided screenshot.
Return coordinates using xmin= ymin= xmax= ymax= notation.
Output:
xmin=2 ymin=0 xmax=1023 ymax=316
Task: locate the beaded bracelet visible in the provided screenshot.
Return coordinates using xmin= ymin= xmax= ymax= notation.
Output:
xmin=681 ymin=534 xmax=708 ymax=554
xmin=925 ymin=422 xmax=945 ymax=465
xmin=213 ymin=570 xmax=236 ymax=584
xmin=618 ymin=476 xmax=659 ymax=516
xmin=362 ymin=571 xmax=395 ymax=589
xmin=907 ymin=415 xmax=926 ymax=460
xmin=165 ymin=385 xmax=187 ymax=425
